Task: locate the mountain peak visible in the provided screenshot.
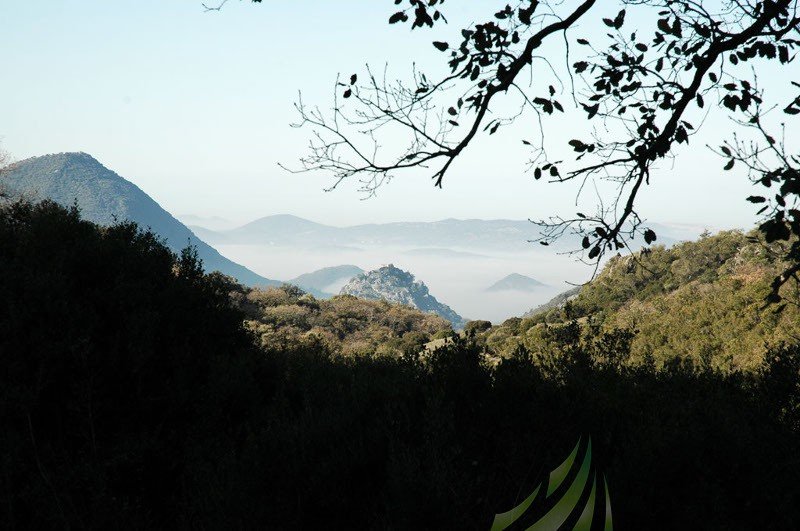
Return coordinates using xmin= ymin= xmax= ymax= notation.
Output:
xmin=15 ymin=152 xmax=103 ymax=169
xmin=340 ymin=264 xmax=465 ymax=328
xmin=486 ymin=273 xmax=546 ymax=292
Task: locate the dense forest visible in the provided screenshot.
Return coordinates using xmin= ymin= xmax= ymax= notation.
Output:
xmin=2 ymin=199 xmax=799 ymax=529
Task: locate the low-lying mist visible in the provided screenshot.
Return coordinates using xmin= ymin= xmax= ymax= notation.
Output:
xmin=215 ymin=243 xmax=591 ymax=322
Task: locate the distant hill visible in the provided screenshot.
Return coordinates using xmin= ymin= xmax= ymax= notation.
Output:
xmin=1 ymin=152 xmax=280 ymax=287
xmin=289 ymin=265 xmax=364 ymax=298
xmin=340 ymin=264 xmax=466 ymax=328
xmin=486 ymin=273 xmax=546 ymax=292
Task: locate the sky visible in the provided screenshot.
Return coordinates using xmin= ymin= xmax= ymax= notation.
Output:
xmin=0 ymin=0 xmax=794 ymax=229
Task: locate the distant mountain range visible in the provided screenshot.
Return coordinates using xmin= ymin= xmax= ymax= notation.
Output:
xmin=486 ymin=273 xmax=546 ymax=292
xmin=190 ymin=216 xmax=563 ymax=251
xmin=189 ymin=215 xmax=692 ymax=252
xmin=340 ymin=265 xmax=466 ymax=328
xmin=1 ymin=153 xmax=280 ymax=287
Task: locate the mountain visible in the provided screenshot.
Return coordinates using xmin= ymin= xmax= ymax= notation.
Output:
xmin=486 ymin=273 xmax=546 ymax=292
xmin=229 ymin=214 xmax=334 ymax=246
xmin=194 ymin=215 xmax=690 ymax=252
xmin=198 ymin=217 xmax=546 ymax=251
xmin=1 ymin=152 xmax=280 ymax=287
xmin=289 ymin=265 xmax=364 ymax=298
xmin=340 ymin=264 xmax=466 ymax=328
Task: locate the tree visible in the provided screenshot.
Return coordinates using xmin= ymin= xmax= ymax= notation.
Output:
xmin=239 ymin=0 xmax=800 ymax=299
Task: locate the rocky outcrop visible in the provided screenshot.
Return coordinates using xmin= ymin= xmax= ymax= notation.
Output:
xmin=340 ymin=264 xmax=466 ymax=328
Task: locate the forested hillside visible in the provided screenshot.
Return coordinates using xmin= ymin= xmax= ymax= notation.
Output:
xmin=221 ymin=281 xmax=452 ymax=357
xmin=482 ymin=230 xmax=800 ymax=371
xmin=2 ymin=200 xmax=799 ymax=529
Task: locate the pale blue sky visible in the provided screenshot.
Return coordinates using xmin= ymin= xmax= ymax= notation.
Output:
xmin=0 ymin=0 xmax=792 ymax=228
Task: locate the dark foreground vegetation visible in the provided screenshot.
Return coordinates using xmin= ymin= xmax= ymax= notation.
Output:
xmin=2 ymin=201 xmax=799 ymax=529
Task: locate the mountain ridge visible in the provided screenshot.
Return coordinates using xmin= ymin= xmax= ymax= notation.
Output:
xmin=1 ymin=152 xmax=280 ymax=287
xmin=192 ymin=213 xmax=693 ymax=252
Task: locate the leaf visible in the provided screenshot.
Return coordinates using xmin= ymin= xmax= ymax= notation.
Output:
xmin=343 ymin=89 xmax=352 ymax=99
xmin=448 ymin=107 xmax=457 ymax=116
xmin=389 ymin=11 xmax=407 ymax=24
xmin=724 ymin=159 xmax=734 ymax=171
xmin=588 ymin=246 xmax=601 ymax=259
xmin=644 ymin=229 xmax=657 ymax=244
xmin=350 ymin=74 xmax=357 ymax=85
xmin=433 ymin=41 xmax=449 ymax=51
xmin=568 ymin=139 xmax=585 ymax=152
xmin=613 ymin=9 xmax=625 ymax=29
xmin=518 ymin=6 xmax=533 ymax=25
xmin=696 ymin=94 xmax=704 ymax=108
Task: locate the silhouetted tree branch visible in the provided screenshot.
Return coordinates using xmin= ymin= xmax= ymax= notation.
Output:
xmin=240 ymin=0 xmax=800 ymax=299
xmin=716 ymin=81 xmax=800 ymax=303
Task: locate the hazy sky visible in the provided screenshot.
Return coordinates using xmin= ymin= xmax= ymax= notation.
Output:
xmin=1 ymin=0 xmax=794 ymax=228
